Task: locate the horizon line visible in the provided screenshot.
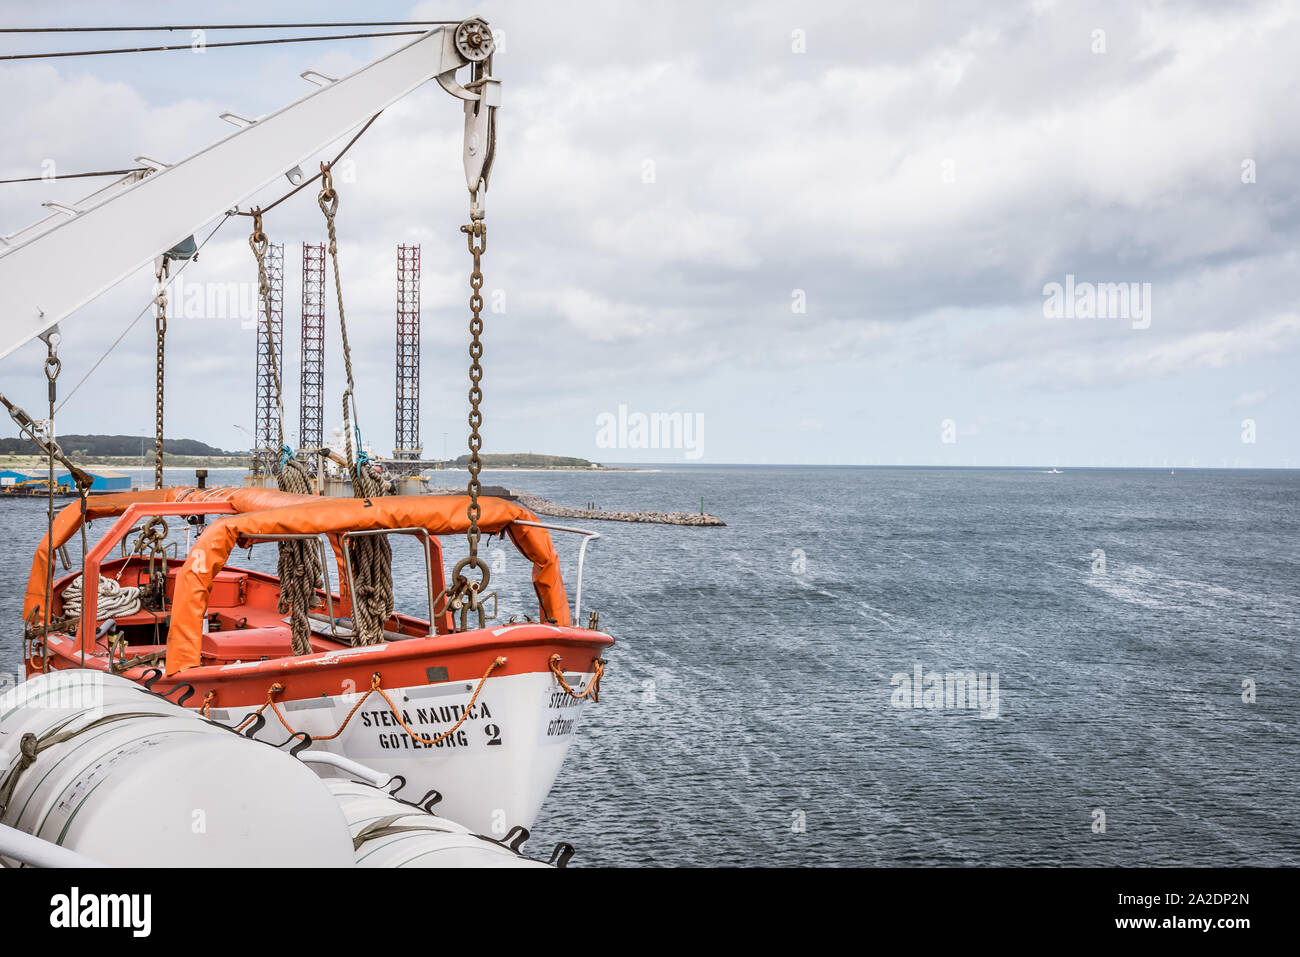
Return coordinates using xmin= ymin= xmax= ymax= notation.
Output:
xmin=583 ymin=462 xmax=1300 ymax=471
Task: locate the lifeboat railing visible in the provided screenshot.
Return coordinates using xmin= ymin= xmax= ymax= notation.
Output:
xmin=75 ymin=501 xmax=238 ymax=653
xmin=339 ymin=528 xmax=444 ymax=636
xmin=510 ymin=520 xmax=600 ymax=623
xmin=233 ymin=532 xmax=346 ymax=639
xmin=337 ymin=521 xmax=600 ymax=630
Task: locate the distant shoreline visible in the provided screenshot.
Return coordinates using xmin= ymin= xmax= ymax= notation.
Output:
xmin=0 ymin=456 xmax=643 ymax=472
xmin=33 ymin=463 xmax=656 ymax=474
xmin=554 ymin=463 xmax=1300 ymax=471
xmin=2 ymin=454 xmax=1291 ymax=473
xmin=0 ymin=454 xmax=247 ymax=469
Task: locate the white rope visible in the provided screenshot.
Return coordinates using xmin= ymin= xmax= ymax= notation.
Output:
xmin=60 ymin=576 xmax=141 ymax=621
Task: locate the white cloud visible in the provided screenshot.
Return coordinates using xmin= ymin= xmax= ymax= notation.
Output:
xmin=3 ymin=0 xmax=1299 ymax=464
xmin=552 ymin=286 xmax=662 ymax=342
xmin=1232 ymin=389 xmax=1270 ymax=409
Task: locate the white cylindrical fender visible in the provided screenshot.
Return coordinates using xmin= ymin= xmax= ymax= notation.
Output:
xmin=0 ymin=670 xmax=354 ymax=867
xmin=326 ymin=779 xmax=551 ymax=868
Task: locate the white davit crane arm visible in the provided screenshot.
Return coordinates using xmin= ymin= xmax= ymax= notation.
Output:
xmin=0 ymin=17 xmax=500 ymax=363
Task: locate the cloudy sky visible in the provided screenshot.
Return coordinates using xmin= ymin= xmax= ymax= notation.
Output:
xmin=1 ymin=0 xmax=1297 ymax=467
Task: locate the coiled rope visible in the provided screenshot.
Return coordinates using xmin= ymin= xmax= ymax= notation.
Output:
xmin=318 ymin=163 xmax=393 ymax=646
xmin=59 ymin=576 xmax=142 ymax=621
xmin=275 ymin=454 xmax=322 ymax=656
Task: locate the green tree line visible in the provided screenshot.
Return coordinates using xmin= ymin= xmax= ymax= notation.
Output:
xmin=0 ymin=434 xmax=233 ymax=457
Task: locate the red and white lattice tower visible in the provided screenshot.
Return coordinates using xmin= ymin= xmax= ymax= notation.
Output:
xmin=253 ymin=242 xmax=283 ymax=474
xmin=394 ymin=244 xmax=422 ymax=464
xmin=299 ymin=242 xmax=326 ymax=470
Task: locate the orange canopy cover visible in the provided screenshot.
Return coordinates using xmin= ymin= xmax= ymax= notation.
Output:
xmin=21 ymin=487 xmax=570 ymax=675
xmin=23 ymin=486 xmax=317 ymax=621
xmin=164 ymin=494 xmax=569 ymax=673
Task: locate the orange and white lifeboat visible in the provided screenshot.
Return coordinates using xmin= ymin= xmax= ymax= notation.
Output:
xmin=23 ymin=486 xmax=613 ymax=835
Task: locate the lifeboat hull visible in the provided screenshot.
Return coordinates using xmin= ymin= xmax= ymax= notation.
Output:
xmin=216 ymin=668 xmax=596 ymax=835
xmin=25 ymin=489 xmax=613 ymax=837
xmin=36 ymin=623 xmax=610 ymax=836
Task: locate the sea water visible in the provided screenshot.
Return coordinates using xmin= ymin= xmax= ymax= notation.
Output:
xmin=2 ymin=466 xmax=1295 ymax=866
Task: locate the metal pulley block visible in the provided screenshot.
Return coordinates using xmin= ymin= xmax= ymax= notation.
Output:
xmin=435 ymin=18 xmax=500 ymax=214
xmin=453 ymin=18 xmax=496 ymax=61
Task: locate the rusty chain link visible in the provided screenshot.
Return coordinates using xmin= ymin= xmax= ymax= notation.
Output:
xmin=153 ymin=258 xmax=169 ymax=489
xmin=440 ymin=218 xmax=492 ymax=631
xmin=126 ymin=515 xmax=171 ymax=612
xmin=41 ymin=338 xmax=61 ymax=670
xmin=249 ymin=210 xmax=286 ymax=456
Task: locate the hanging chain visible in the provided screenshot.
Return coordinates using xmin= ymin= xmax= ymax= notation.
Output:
xmin=41 ymin=338 xmax=61 ymax=670
xmin=249 ymin=210 xmax=286 ymax=459
xmin=442 ymin=219 xmax=491 ymax=630
xmin=78 ymin=484 xmax=90 ymax=667
xmin=463 ymin=220 xmax=486 ymax=555
xmin=153 ymin=258 xmax=169 ymax=489
xmin=5 ymin=333 xmax=94 ymax=670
